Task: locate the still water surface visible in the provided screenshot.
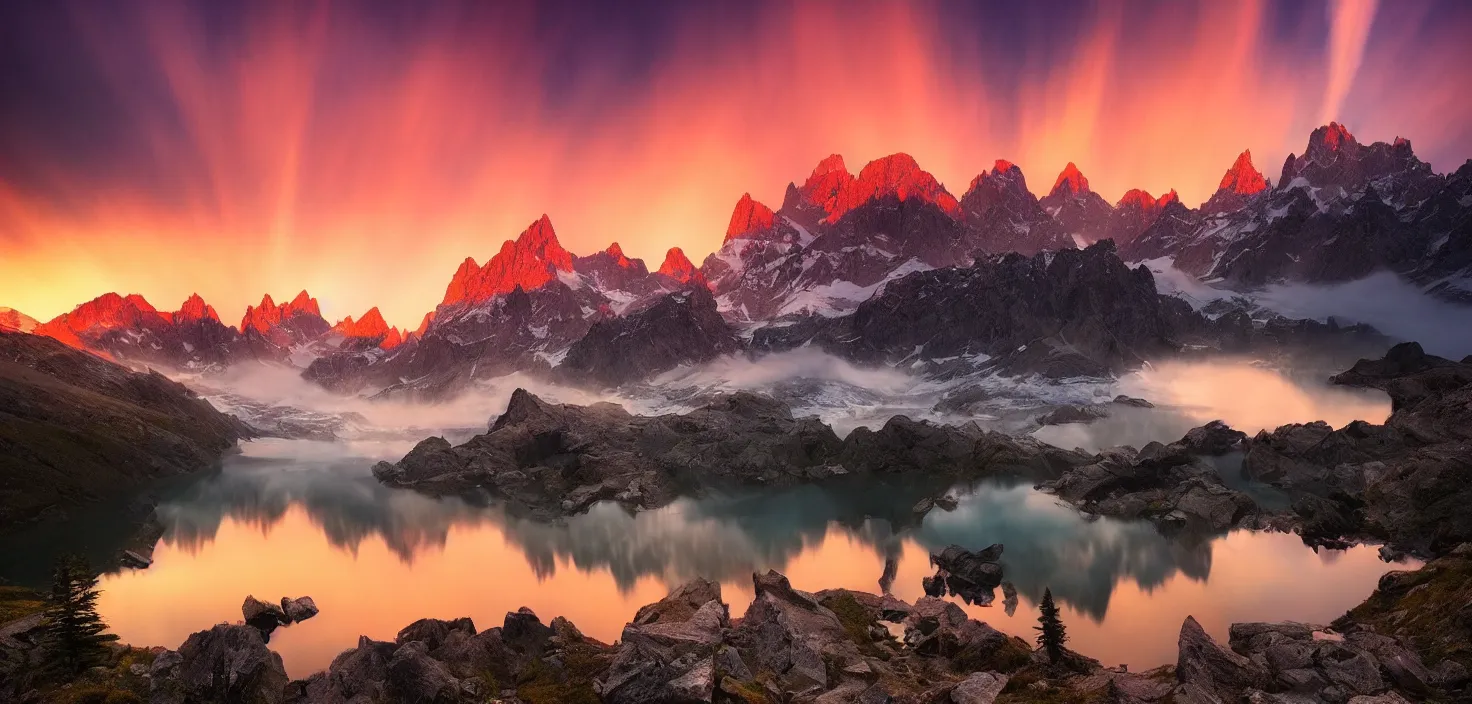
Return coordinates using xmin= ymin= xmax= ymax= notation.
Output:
xmin=5 ymin=360 xmax=1404 ymax=679
xmin=87 ymin=438 xmax=1404 ymax=679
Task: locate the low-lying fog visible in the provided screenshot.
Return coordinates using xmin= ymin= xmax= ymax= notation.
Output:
xmin=184 ymin=346 xmax=1393 ymax=460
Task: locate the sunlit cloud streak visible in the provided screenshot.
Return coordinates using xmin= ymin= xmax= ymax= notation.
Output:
xmin=0 ymin=0 xmax=1468 ymax=326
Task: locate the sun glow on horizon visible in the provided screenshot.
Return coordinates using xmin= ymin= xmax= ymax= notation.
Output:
xmin=2 ymin=0 xmax=1470 ymax=326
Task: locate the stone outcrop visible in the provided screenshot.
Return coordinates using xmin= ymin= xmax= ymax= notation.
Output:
xmin=372 ymin=388 xmax=849 ymax=516
xmin=924 ymin=544 xmax=1005 ymax=605
xmin=149 ymin=624 xmax=289 ymax=704
xmin=0 ymin=331 xmax=245 ymax=529
xmin=1244 ymin=342 xmax=1472 ymax=555
xmin=1041 ymin=421 xmax=1262 ymax=532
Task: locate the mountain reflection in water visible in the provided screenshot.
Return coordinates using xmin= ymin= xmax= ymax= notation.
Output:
xmin=81 ymin=438 xmax=1403 ymax=679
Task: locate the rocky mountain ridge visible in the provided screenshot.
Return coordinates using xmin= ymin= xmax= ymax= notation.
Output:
xmin=15 ymin=123 xmax=1470 ymax=395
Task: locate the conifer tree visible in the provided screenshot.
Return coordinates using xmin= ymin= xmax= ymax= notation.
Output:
xmin=42 ymin=555 xmax=117 ymax=675
xmin=1035 ymin=587 xmax=1067 ymax=663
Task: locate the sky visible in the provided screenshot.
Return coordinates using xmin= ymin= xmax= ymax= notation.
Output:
xmin=2 ymin=0 xmax=1470 ymax=328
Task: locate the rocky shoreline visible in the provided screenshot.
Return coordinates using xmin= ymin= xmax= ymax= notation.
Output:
xmin=371 ymin=343 xmax=1472 ymax=560
xmin=6 ymin=551 xmax=1468 ymax=703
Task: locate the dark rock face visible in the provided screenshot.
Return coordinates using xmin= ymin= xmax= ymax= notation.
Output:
xmin=924 ymin=544 xmax=1005 ymax=605
xmin=597 ymin=578 xmax=727 ymax=703
xmin=753 ymin=240 xmax=1209 ymax=378
xmin=305 ymin=281 xmax=606 ymax=399
xmin=149 ymin=624 xmax=289 ymax=704
xmin=0 ymin=331 xmax=244 ymax=528
xmin=372 ymin=388 xmax=847 ymax=515
xmin=1241 ymin=343 xmax=1472 ymax=555
xmin=960 ymin=160 xmax=1076 ymax=255
xmin=557 ymin=286 xmax=742 ymax=387
xmin=1043 ymin=425 xmax=1261 ymax=532
xmin=243 ymin=595 xmax=288 ymax=638
xmin=1175 ymin=615 xmax=1270 ymax=701
xmin=1121 ymin=125 xmax=1470 ymax=300
xmin=1037 ymin=404 xmax=1109 ymax=426
xmin=281 ymin=596 xmax=319 ymax=623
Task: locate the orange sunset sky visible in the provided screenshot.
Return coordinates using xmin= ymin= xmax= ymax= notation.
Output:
xmin=2 ymin=0 xmax=1470 ymax=327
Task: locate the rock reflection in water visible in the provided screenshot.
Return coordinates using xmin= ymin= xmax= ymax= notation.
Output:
xmin=1034 ymin=359 xmax=1392 ymax=452
xmin=78 ymin=440 xmax=1403 ymax=678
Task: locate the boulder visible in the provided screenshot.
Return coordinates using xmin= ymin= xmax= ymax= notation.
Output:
xmin=1178 ymin=421 xmax=1247 ymax=455
xmin=1037 ymin=404 xmax=1109 ymax=426
xmin=730 ymin=571 xmax=851 ymax=696
xmin=949 ymin=671 xmax=1008 ymax=703
xmin=281 ymin=596 xmax=319 ymax=623
xmin=598 ymin=578 xmax=730 ymax=704
xmin=925 ymin=544 xmax=1005 ymax=604
xmin=149 ymin=624 xmax=289 ymax=704
xmin=385 ymin=640 xmax=461 ymax=703
xmin=243 ymin=595 xmax=288 ymax=635
xmin=1176 ymin=616 xmax=1270 ymax=699
xmin=396 ymin=617 xmax=476 ymax=651
xmin=1112 ymin=395 xmax=1155 ymax=408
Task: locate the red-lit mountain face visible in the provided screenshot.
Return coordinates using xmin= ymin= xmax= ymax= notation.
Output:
xmin=441 ymin=215 xmax=575 ymax=308
xmin=0 ymin=308 xmax=39 ymax=334
xmin=1123 ymin=124 xmax=1466 ymax=288
xmin=24 ymin=123 xmax=1472 ymax=395
xmin=1039 ymin=163 xmax=1114 ymax=245
xmin=333 ymin=307 xmax=404 ymax=350
xmin=34 ymin=293 xmax=248 ymax=367
xmin=1200 ymin=150 xmax=1270 ymax=214
xmin=241 ymin=291 xmax=330 ymax=346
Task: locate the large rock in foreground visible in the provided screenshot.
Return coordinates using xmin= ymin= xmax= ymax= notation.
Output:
xmin=149 ymin=624 xmax=289 ymax=704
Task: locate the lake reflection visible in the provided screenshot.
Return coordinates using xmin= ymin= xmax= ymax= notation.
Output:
xmin=83 ymin=439 xmax=1404 ymax=679
xmin=1034 ymin=359 xmax=1392 ymax=452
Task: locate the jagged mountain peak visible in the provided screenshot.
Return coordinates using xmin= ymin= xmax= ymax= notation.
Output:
xmin=1117 ymin=188 xmax=1158 ymax=210
xmin=826 ymin=153 xmax=960 ymax=223
xmin=442 ymin=216 xmax=577 ymax=307
xmin=242 ymin=290 xmax=322 ymax=333
xmin=1310 ymin=121 xmax=1358 ymax=154
xmin=1050 ymin=162 xmax=1090 ymax=197
xmin=174 ymin=293 xmax=221 ymax=324
xmin=725 ymin=192 xmax=777 ymax=242
xmin=287 ymin=290 xmax=320 ymax=316
xmin=964 ymin=159 xmax=1032 ymax=199
xmin=509 ymin=215 xmax=572 ymax=270
xmin=657 ymin=247 xmax=701 ymax=283
xmin=1218 ymin=150 xmax=1268 ymax=195
xmin=334 ymin=307 xmax=402 ymax=349
xmin=603 ymin=242 xmax=636 ymax=268
xmin=810 ymin=154 xmax=849 ymax=179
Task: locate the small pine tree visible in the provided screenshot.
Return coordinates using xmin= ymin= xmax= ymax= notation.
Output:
xmin=1034 ymin=587 xmax=1067 ymax=663
xmin=42 ymin=555 xmax=118 ymax=675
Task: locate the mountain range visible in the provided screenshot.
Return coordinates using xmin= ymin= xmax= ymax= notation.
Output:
xmin=9 ymin=123 xmax=1469 ymax=395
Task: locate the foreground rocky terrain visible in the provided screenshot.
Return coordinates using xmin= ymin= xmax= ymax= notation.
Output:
xmin=0 ymin=331 xmax=246 ymax=529
xmin=7 ymin=555 xmax=1467 ymax=703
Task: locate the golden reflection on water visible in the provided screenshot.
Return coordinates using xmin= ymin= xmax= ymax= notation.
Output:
xmin=97 ymin=505 xmax=1401 ymax=679
xmin=1120 ymin=360 xmax=1392 ymax=431
xmin=1037 ymin=360 xmax=1393 ymax=452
